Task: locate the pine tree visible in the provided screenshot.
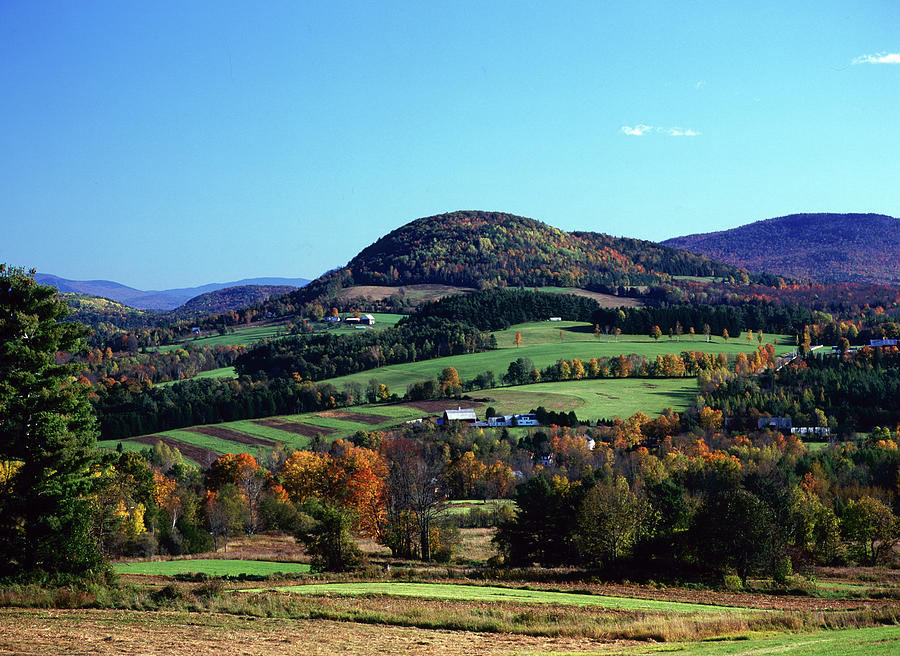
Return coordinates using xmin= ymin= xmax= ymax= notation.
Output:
xmin=0 ymin=266 xmax=104 ymax=581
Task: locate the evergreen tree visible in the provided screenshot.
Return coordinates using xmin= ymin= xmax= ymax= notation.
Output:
xmin=0 ymin=266 xmax=104 ymax=581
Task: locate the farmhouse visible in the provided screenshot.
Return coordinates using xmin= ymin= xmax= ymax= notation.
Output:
xmin=440 ymin=407 xmax=478 ymax=424
xmin=324 ymin=315 xmax=340 ymax=323
xmin=480 ymin=413 xmax=539 ymax=427
xmin=343 ymin=314 xmax=376 ymax=326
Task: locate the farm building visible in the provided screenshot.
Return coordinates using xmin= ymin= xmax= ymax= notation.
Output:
xmin=324 ymin=315 xmax=340 ymax=322
xmin=758 ymin=417 xmax=792 ymax=430
xmin=869 ymin=338 xmax=899 ymax=347
xmin=479 ymin=413 xmax=539 ymax=427
xmin=548 ymin=317 xmax=562 ymax=322
xmin=791 ymin=426 xmax=831 ymax=437
xmin=441 ymin=408 xmax=478 ymax=424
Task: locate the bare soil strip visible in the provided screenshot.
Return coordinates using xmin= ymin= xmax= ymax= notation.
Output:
xmin=130 ymin=436 xmax=217 ymax=466
xmin=558 ymin=289 xmax=644 ymax=307
xmin=186 ymin=425 xmax=276 ymax=447
xmin=337 ymin=284 xmax=474 ymax=303
xmin=0 ymin=608 xmax=626 ymax=656
xmin=316 ymin=410 xmax=392 ymax=425
xmin=252 ymin=418 xmax=337 ymax=437
xmin=395 ymin=400 xmax=484 ymax=413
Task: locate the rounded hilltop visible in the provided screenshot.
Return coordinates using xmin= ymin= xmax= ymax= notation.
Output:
xmin=297 ymin=209 xmax=741 ymax=301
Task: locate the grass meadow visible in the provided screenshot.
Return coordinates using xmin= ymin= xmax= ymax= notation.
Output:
xmin=113 ymin=559 xmax=310 ymax=577
xmin=253 ymin=581 xmax=736 ymax=614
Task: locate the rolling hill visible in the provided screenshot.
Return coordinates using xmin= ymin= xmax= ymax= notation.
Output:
xmin=663 ymin=213 xmax=900 ymax=285
xmin=36 ymin=274 xmax=310 ymax=310
xmin=172 ymin=285 xmax=300 ymax=315
xmin=292 ymin=210 xmax=747 ymax=306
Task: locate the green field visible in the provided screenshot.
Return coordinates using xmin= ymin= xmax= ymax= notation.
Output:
xmin=98 ymin=403 xmax=430 ymax=460
xmin=650 ymin=626 xmax=900 ymax=656
xmin=152 ymin=324 xmax=290 ymax=352
xmin=318 ymin=322 xmax=791 ymax=395
xmin=484 ymin=377 xmax=698 ymax=419
xmin=443 ymin=499 xmax=515 ymax=515
xmin=113 ymin=559 xmax=310 ymax=576
xmin=157 ymin=366 xmax=238 ymax=386
xmin=322 ymin=313 xmax=406 ymax=333
xmin=255 ymin=582 xmax=743 ymax=614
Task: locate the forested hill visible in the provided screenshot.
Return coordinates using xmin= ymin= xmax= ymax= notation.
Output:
xmin=294 ymin=210 xmax=746 ymax=303
xmin=173 ymin=285 xmax=299 ymax=316
xmin=663 ymin=213 xmax=900 ymax=285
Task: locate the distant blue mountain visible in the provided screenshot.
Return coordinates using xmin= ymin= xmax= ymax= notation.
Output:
xmin=35 ymin=274 xmax=310 ymax=310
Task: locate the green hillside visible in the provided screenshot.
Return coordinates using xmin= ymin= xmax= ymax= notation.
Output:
xmin=317 ymin=321 xmax=792 ymax=394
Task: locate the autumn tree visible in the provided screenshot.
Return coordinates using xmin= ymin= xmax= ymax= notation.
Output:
xmin=295 ymin=498 xmax=365 ymax=572
xmin=577 ymin=475 xmax=645 ymax=563
xmin=439 ymin=366 xmax=462 ymax=397
xmin=514 ymin=331 xmax=522 ymax=348
xmin=649 ymin=325 xmax=662 ymax=341
xmin=842 ymin=496 xmax=897 ymax=565
xmin=0 ymin=266 xmax=104 ymax=581
xmin=382 ymin=438 xmax=447 ymax=561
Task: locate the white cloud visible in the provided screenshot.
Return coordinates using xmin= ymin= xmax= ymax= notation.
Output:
xmin=853 ymin=52 xmax=900 ymax=64
xmin=695 ymin=80 xmax=706 ymax=89
xmin=666 ymin=128 xmax=700 ymax=137
xmin=621 ymin=124 xmax=652 ymax=136
xmin=621 ymin=124 xmax=700 ymax=137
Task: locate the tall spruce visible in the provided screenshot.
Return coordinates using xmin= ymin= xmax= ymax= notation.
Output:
xmin=0 ymin=265 xmax=103 ymax=581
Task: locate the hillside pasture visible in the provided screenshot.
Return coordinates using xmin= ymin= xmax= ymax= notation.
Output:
xmin=152 ymin=323 xmax=289 ymax=352
xmin=482 ymin=378 xmax=698 ymax=419
xmin=318 ymin=322 xmax=790 ymax=399
xmin=98 ymin=404 xmax=430 ymax=461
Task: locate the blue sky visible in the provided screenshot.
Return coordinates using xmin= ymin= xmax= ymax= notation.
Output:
xmin=1 ymin=1 xmax=898 ymax=289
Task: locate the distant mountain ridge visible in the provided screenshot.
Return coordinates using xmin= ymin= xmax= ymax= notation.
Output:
xmin=662 ymin=213 xmax=900 ymax=285
xmin=36 ymin=274 xmax=309 ymax=310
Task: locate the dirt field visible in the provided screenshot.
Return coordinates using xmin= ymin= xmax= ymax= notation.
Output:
xmin=337 ymin=284 xmax=474 ymax=303
xmin=187 ymin=426 xmax=277 ymax=447
xmin=130 ymin=436 xmax=217 ymax=466
xmin=252 ymin=419 xmax=336 ymax=437
xmin=0 ymin=608 xmax=629 ymax=656
xmin=315 ymin=410 xmax=391 ymax=425
xmin=555 ymin=289 xmax=645 ymax=308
